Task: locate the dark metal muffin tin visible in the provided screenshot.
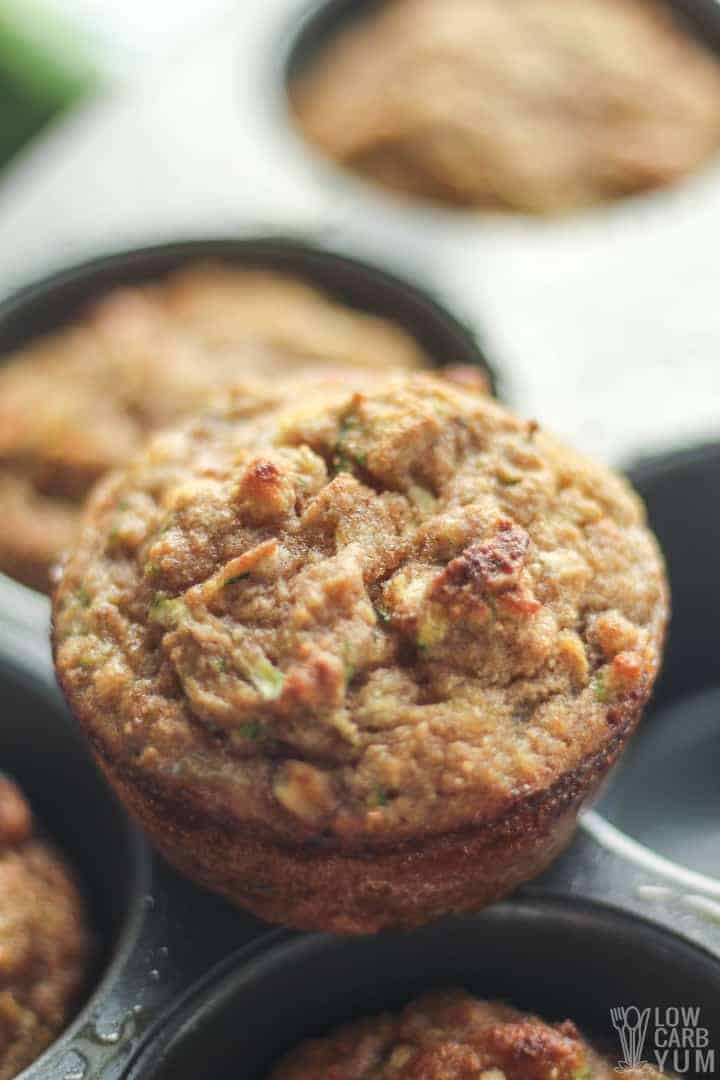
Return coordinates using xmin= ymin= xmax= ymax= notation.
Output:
xmin=2 ymin=419 xmax=719 ymax=1076
xmin=0 ymin=237 xmax=495 ymax=637
xmin=0 ymin=237 xmax=496 ymax=1079
xmin=121 ymin=462 xmax=720 ymax=1079
xmin=0 ymin=0 xmax=718 ymax=1070
xmin=597 ymin=444 xmax=720 ymax=885
xmin=0 ymin=251 xmax=719 ymax=1077
xmin=127 ymin=899 xmax=720 ymax=1079
xmin=0 ymin=620 xmax=265 ymax=1080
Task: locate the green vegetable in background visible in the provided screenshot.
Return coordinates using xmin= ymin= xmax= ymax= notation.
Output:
xmin=0 ymin=0 xmax=100 ymax=166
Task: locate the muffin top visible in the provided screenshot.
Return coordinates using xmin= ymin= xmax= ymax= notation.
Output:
xmin=54 ymin=373 xmax=666 ymax=848
xmin=271 ymin=988 xmax=663 ymax=1079
xmin=0 ymin=775 xmax=92 ymax=1080
xmin=292 ymin=0 xmax=720 ymax=213
xmin=0 ymin=263 xmax=428 ymax=593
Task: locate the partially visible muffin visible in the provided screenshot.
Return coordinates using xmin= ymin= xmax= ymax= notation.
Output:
xmin=271 ymin=989 xmax=666 ymax=1079
xmin=0 ymin=263 xmax=429 ymax=593
xmin=53 ymin=372 xmax=666 ymax=933
xmin=292 ymin=0 xmax=720 ymax=213
xmin=0 ymin=776 xmax=92 ymax=1080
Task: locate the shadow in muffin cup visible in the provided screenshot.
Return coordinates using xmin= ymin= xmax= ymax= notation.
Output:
xmin=0 ymin=235 xmax=498 ymax=636
xmin=125 ymin=896 xmax=720 ymax=1079
xmin=595 ymin=443 xmax=720 ymax=887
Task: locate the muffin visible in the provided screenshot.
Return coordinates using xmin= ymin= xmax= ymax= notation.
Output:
xmin=0 ymin=775 xmax=92 ymax=1079
xmin=271 ymin=988 xmax=666 ymax=1078
xmin=292 ymin=0 xmax=720 ymax=213
xmin=53 ymin=372 xmax=667 ymax=933
xmin=0 ymin=263 xmax=429 ymax=593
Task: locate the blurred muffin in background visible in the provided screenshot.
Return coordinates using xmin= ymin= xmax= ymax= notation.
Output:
xmin=292 ymin=0 xmax=720 ymax=213
xmin=0 ymin=264 xmax=430 ymax=593
xmin=0 ymin=775 xmax=92 ymax=1080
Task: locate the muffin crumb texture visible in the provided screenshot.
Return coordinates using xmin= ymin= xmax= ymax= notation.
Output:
xmin=293 ymin=0 xmax=720 ymax=213
xmin=54 ymin=373 xmax=666 ymax=850
xmin=0 ymin=776 xmax=92 ymax=1080
xmin=270 ymin=989 xmax=666 ymax=1079
xmin=0 ymin=263 xmax=428 ymax=593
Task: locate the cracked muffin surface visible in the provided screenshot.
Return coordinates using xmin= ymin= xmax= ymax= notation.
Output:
xmin=270 ymin=989 xmax=664 ymax=1079
xmin=0 ymin=776 xmax=92 ymax=1080
xmin=53 ymin=372 xmax=666 ymax=929
xmin=292 ymin=0 xmax=720 ymax=213
xmin=0 ymin=263 xmax=428 ymax=594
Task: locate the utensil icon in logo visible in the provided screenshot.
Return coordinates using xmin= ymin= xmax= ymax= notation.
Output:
xmin=611 ymin=1006 xmax=652 ymax=1068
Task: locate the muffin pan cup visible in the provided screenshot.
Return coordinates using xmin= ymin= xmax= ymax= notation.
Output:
xmin=593 ymin=442 xmax=720 ymax=895
xmin=266 ymin=0 xmax=720 ymax=474
xmin=281 ymin=0 xmax=720 ymax=219
xmin=126 ymin=894 xmax=720 ymax=1079
xmin=0 ymin=236 xmax=496 ymax=637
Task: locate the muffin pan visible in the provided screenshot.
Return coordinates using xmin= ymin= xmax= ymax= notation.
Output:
xmin=596 ymin=443 xmax=720 ymax=884
xmin=0 ymin=619 xmax=270 ymax=1080
xmin=0 ymin=236 xmax=495 ymax=635
xmin=1 ymin=262 xmax=720 ymax=1073
xmin=1 ymin=2 xmax=720 ymax=1065
xmin=3 ymin=446 xmax=720 ymax=1078
xmin=125 ymin=898 xmax=720 ymax=1078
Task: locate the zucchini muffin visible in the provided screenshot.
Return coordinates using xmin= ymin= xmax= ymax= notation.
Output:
xmin=271 ymin=989 xmax=666 ymax=1079
xmin=292 ymin=0 xmax=720 ymax=213
xmin=271 ymin=989 xmax=665 ymax=1078
xmin=0 ymin=776 xmax=92 ymax=1079
xmin=53 ymin=373 xmax=667 ymax=933
xmin=0 ymin=263 xmax=429 ymax=594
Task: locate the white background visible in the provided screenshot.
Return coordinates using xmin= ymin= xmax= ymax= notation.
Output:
xmin=0 ymin=0 xmax=718 ymax=470
xmin=30 ymin=0 xmax=235 ymax=68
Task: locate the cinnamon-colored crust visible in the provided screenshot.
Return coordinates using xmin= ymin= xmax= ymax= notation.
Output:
xmin=0 ymin=777 xmax=92 ymax=1079
xmin=270 ymin=987 xmax=669 ymax=1076
xmin=59 ymin=663 xmax=651 ymax=934
xmin=271 ymin=989 xmax=612 ymax=1079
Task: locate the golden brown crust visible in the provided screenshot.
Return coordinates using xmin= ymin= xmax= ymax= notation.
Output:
xmin=292 ymin=0 xmax=720 ymax=214
xmin=53 ymin=372 xmax=665 ymax=931
xmin=83 ymin=708 xmax=627 ymax=933
xmin=0 ymin=777 xmax=92 ymax=1079
xmin=0 ymin=265 xmax=428 ymax=593
xmin=270 ymin=989 xmax=614 ymax=1078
